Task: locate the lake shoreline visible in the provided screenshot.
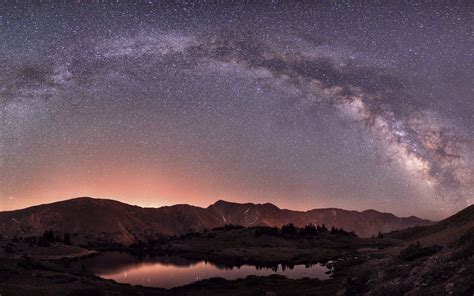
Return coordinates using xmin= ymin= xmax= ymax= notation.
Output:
xmin=80 ymin=251 xmax=333 ymax=289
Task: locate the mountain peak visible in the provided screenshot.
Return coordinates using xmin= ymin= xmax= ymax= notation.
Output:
xmin=211 ymin=199 xmax=237 ymax=206
xmin=209 ymin=200 xmax=280 ymax=211
xmin=53 ymin=196 xmax=131 ymax=207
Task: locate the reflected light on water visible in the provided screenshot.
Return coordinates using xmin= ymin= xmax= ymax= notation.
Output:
xmin=85 ymin=253 xmax=331 ymax=288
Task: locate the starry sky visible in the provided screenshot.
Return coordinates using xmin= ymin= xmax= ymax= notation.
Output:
xmin=1 ymin=1 xmax=473 ymax=219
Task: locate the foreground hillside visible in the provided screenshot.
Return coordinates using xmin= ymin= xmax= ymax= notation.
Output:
xmin=348 ymin=205 xmax=474 ymax=295
xmin=0 ymin=197 xmax=432 ymax=245
xmin=387 ymin=205 xmax=474 ymax=245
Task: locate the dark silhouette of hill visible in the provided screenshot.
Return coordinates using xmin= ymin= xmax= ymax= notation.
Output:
xmin=0 ymin=197 xmax=432 ymax=245
xmin=387 ymin=204 xmax=474 ymax=245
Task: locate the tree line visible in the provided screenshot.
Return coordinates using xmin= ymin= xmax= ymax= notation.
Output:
xmin=254 ymin=223 xmax=356 ymax=237
xmin=12 ymin=230 xmax=73 ymax=247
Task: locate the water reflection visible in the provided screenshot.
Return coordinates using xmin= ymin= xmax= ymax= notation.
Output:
xmin=80 ymin=252 xmax=331 ymax=288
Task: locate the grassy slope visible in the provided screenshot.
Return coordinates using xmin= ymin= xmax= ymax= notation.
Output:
xmin=387 ymin=205 xmax=474 ymax=245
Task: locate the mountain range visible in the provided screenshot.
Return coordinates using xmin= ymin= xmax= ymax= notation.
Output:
xmin=0 ymin=197 xmax=433 ymax=245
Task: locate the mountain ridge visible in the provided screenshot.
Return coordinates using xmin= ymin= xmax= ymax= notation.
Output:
xmin=0 ymin=197 xmax=434 ymax=245
xmin=387 ymin=204 xmax=474 ymax=245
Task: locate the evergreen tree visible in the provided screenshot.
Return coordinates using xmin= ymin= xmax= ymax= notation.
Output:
xmin=281 ymin=223 xmax=297 ymax=235
xmin=63 ymin=232 xmax=72 ymax=245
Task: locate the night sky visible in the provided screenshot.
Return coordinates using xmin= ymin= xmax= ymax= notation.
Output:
xmin=1 ymin=1 xmax=473 ymax=219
